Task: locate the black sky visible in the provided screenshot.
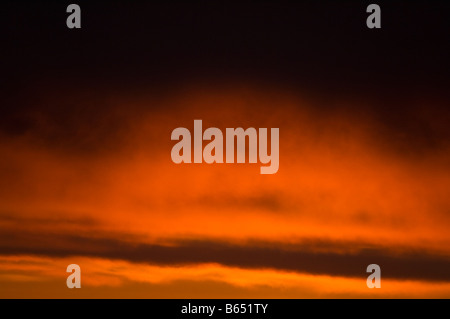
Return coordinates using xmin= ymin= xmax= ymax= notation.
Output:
xmin=0 ymin=1 xmax=449 ymax=154
xmin=1 ymin=1 xmax=449 ymax=93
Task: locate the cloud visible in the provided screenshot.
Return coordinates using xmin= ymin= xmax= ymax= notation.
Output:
xmin=1 ymin=218 xmax=450 ymax=282
xmin=0 ymin=86 xmax=450 ymax=298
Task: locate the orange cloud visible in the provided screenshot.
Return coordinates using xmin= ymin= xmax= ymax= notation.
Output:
xmin=1 ymin=85 xmax=449 ymax=297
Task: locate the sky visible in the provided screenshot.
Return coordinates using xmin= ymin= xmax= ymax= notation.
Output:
xmin=0 ymin=1 xmax=450 ymax=298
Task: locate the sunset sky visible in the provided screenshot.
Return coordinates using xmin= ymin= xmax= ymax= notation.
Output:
xmin=1 ymin=1 xmax=450 ymax=298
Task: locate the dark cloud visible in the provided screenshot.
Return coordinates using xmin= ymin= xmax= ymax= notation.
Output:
xmin=197 ymin=193 xmax=287 ymax=212
xmin=1 ymin=219 xmax=449 ymax=282
xmin=0 ymin=87 xmax=133 ymax=155
xmin=0 ymin=212 xmax=100 ymax=228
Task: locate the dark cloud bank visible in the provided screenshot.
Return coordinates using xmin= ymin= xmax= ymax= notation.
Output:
xmin=1 ymin=222 xmax=449 ymax=282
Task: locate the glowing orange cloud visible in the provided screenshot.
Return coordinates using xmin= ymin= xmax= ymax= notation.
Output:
xmin=1 ymin=85 xmax=449 ymax=297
